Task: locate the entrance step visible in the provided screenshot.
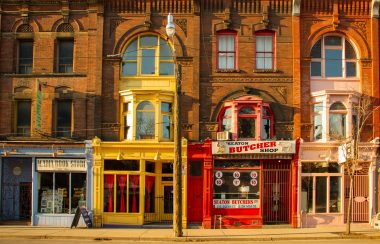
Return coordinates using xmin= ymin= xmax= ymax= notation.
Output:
xmin=262 ymin=224 xmax=292 ymax=229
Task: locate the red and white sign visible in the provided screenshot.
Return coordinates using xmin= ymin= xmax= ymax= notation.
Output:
xmin=215 ymin=171 xmax=223 ymax=178
xmin=250 ymin=171 xmax=258 ymax=179
xmin=212 ymin=141 xmax=295 ymax=155
xmin=233 ymin=171 xmax=240 ymax=179
xmin=250 ymin=179 xmax=258 ymax=186
xmin=213 ymin=199 xmax=260 ymax=208
xmin=215 ymin=179 xmax=223 ymax=186
xmin=233 ymin=179 xmax=240 ymax=186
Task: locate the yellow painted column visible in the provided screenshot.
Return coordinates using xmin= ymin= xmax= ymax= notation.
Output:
xmin=181 ymin=138 xmax=187 ymax=229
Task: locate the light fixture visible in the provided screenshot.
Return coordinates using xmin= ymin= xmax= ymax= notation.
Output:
xmin=154 ymin=152 xmax=161 ymax=161
xmin=165 ymin=13 xmax=175 ymax=38
xmin=117 ymin=151 xmax=124 ymax=161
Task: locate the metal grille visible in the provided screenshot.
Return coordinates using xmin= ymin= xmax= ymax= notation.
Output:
xmin=263 ymin=161 xmax=291 ymax=224
xmin=344 ymin=174 xmax=369 ymax=222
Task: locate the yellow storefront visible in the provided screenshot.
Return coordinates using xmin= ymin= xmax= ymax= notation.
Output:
xmin=92 ymin=139 xmax=187 ymax=227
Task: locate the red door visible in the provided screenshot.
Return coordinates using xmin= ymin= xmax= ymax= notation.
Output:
xmin=187 ymin=161 xmax=203 ymax=222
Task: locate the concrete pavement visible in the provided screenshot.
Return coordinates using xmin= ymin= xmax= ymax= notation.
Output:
xmin=0 ymin=225 xmax=379 ymax=242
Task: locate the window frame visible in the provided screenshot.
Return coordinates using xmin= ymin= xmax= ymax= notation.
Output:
xmin=216 ymin=30 xmax=237 ymax=70
xmin=54 ymin=99 xmax=73 ymax=138
xmin=57 ymin=39 xmax=74 ymax=73
xmin=329 ymin=102 xmax=347 ymax=140
xmin=255 ymin=31 xmax=275 ymax=70
xmin=161 ymin=102 xmax=173 ymax=141
xmin=310 ymin=35 xmax=358 ymax=79
xmin=18 ymin=40 xmax=34 ymax=74
xmin=136 ymin=101 xmax=155 ymax=140
xmin=121 ymin=34 xmax=174 ymax=77
xmin=15 ymin=100 xmax=31 ymax=137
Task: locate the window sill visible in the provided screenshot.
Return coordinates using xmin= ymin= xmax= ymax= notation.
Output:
xmin=253 ymin=69 xmax=281 ymax=73
xmin=2 ymin=72 xmax=87 ymax=78
xmin=215 ymin=69 xmax=240 ymax=73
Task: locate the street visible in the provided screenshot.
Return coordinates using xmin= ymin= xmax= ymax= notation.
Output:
xmin=0 ymin=239 xmax=379 ymax=244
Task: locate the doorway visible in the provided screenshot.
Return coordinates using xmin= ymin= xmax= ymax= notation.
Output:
xmin=160 ymin=184 xmax=173 ymax=221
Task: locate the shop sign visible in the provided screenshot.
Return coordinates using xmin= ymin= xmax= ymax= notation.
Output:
xmin=233 ymin=171 xmax=240 ymax=178
xmin=36 ymin=158 xmax=86 ymax=172
xmin=233 ymin=179 xmax=240 ymax=186
xmin=215 ymin=179 xmax=223 ymax=186
xmin=250 ymin=179 xmax=258 ymax=186
xmin=212 ymin=140 xmax=296 ymax=155
xmin=215 ymin=171 xmax=223 ymax=178
xmin=250 ymin=171 xmax=258 ymax=178
xmin=213 ymin=199 xmax=260 ymax=208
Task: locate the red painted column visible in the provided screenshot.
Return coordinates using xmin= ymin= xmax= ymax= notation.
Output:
xmin=291 ymin=138 xmax=301 ymax=227
xmin=202 ymin=139 xmax=213 ymax=228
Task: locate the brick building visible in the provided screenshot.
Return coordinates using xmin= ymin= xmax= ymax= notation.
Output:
xmin=0 ymin=0 xmax=102 ymax=226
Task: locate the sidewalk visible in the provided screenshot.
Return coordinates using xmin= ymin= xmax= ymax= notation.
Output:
xmin=0 ymin=225 xmax=379 ymax=242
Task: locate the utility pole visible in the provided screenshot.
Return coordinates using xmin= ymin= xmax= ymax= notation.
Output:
xmin=166 ymin=13 xmax=183 ymax=238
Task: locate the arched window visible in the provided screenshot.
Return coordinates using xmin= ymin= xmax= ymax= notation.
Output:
xmin=329 ymin=102 xmax=347 ymax=140
xmin=310 ymin=35 xmax=357 ymax=78
xmin=136 ymin=101 xmax=155 ymax=139
xmin=122 ymin=34 xmax=174 ymax=77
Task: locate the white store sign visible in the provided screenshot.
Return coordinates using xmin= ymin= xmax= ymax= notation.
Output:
xmin=36 ymin=158 xmax=86 ymax=172
xmin=212 ymin=141 xmax=296 ymax=154
xmin=213 ymin=199 xmax=260 ymax=208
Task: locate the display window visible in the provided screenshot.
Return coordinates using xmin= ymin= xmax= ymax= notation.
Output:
xmin=38 ymin=172 xmax=87 ymax=214
xmin=213 ymin=160 xmax=260 ymax=208
xmin=301 ymin=162 xmax=342 ymax=214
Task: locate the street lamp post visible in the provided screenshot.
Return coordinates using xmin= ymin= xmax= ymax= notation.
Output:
xmin=166 ymin=13 xmax=183 ymax=237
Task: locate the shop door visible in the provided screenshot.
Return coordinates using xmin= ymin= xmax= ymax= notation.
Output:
xmin=263 ymin=161 xmax=291 ymax=224
xmin=19 ymin=182 xmax=32 ymax=219
xmin=187 ymin=162 xmax=203 ymax=222
xmin=159 ymin=184 xmax=173 ymax=222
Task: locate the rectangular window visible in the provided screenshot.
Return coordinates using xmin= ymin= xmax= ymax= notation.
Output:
xmin=161 ymin=102 xmax=172 ymax=140
xmin=217 ymin=34 xmax=236 ymax=70
xmin=38 ymin=172 xmax=86 ymax=214
xmin=123 ymin=103 xmax=132 ymax=140
xmin=141 ymin=49 xmax=155 ymax=75
xmin=315 ymin=176 xmax=327 ymax=213
xmin=103 ymin=174 xmax=140 ymax=213
xmin=256 ymin=34 xmax=274 ymax=70
xmin=58 ymin=40 xmax=73 ymax=73
xmin=55 ymin=100 xmax=72 ymax=138
xmin=238 ymin=117 xmax=256 ymax=138
xmin=313 ymin=103 xmax=323 ymax=140
xmin=18 ymin=40 xmax=33 ymax=74
xmin=16 ymin=100 xmax=31 ymax=136
xmin=325 ymin=49 xmax=342 ymax=77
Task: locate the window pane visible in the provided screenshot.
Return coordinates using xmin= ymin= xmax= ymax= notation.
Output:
xmin=162 ymin=115 xmax=171 ymax=139
xmin=226 ymin=53 xmax=235 ymax=69
xmin=256 ymin=37 xmax=265 ymax=51
xmin=311 ymin=39 xmax=321 ymax=58
xmin=19 ymin=41 xmax=33 ymax=73
xmin=159 ymin=62 xmax=174 ymax=75
xmin=122 ymin=62 xmax=137 ymax=76
xmin=58 ymin=40 xmax=73 ymax=64
xmin=239 ymin=107 xmax=255 ymax=114
xmin=137 ymin=101 xmax=154 ymax=110
xmin=346 ymin=62 xmax=356 ymax=77
xmin=218 ymin=54 xmax=227 ymax=69
xmin=162 ymin=163 xmax=173 ymax=173
xmin=116 ymin=175 xmax=128 ymax=213
xmin=329 ymin=176 xmax=341 ymax=213
xmin=38 ymin=172 xmax=54 ymax=213
xmin=140 ymin=35 xmax=157 ymax=47
xmin=238 ymin=118 xmax=256 ymax=138
xmin=311 ymin=62 xmax=321 ymax=76
xmin=55 ymin=173 xmax=70 ymax=213
xmin=17 ymin=100 xmax=31 ymax=136
xmin=70 ymin=173 xmax=87 ymax=213
xmin=330 ymin=102 xmax=346 ymax=110
xmin=104 ymin=160 xmax=140 ymax=171
xmin=314 ymin=114 xmax=322 ymax=140
xmin=123 ymin=40 xmax=137 ymax=60
xmin=136 ymin=111 xmax=155 ymax=139
xmin=145 ymin=176 xmax=155 ymax=213
xmin=301 ymin=176 xmax=313 ymax=213
xmin=146 ymin=162 xmax=155 ymax=173
xmin=161 ymin=103 xmax=172 ymax=112
xmin=129 ymin=175 xmax=140 ymax=213
xmin=214 ymin=160 xmax=260 ymax=168
xmin=104 ymin=175 xmax=114 ymax=212
xmin=213 ymin=171 xmax=260 ymax=204
xmin=302 ymin=163 xmax=341 ymax=173
xmin=325 ymin=36 xmax=341 ymax=46
xmin=56 ymin=100 xmax=72 ymax=137
xmin=141 ymin=49 xmax=155 ymax=75
xmin=345 ymin=40 xmax=356 ymax=59
xmin=160 ymin=39 xmax=173 ymax=61
xmin=222 ymin=117 xmax=231 ymax=131
xmin=315 ymin=177 xmax=327 ymax=213
xmin=329 ymin=114 xmax=346 ymax=139
xmin=261 ymin=119 xmax=270 ymax=140
xmin=325 ymin=49 xmax=342 ymax=77
xmin=256 ymin=53 xmax=265 ymax=69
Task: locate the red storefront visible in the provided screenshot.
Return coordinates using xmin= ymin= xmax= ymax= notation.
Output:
xmin=188 ymin=139 xmax=300 ymax=228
